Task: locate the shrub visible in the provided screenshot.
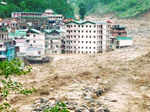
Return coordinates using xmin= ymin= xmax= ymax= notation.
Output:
xmin=0 ymin=58 xmax=32 ymax=78
xmin=44 ymin=102 xmax=70 ymax=112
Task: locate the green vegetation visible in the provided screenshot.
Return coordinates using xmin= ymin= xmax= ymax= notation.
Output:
xmin=0 ymin=79 xmax=36 ymax=99
xmin=0 ymin=58 xmax=32 ymax=78
xmin=44 ymin=102 xmax=69 ymax=112
xmin=0 ymin=0 xmax=150 ymax=19
xmin=96 ymin=0 xmax=150 ymax=18
xmin=78 ymin=3 xmax=86 ymax=20
xmin=0 ymin=0 xmax=74 ymax=18
xmin=71 ymin=0 xmax=150 ymax=18
xmin=0 ymin=58 xmax=34 ymax=112
xmin=0 ymin=102 xmax=16 ymax=112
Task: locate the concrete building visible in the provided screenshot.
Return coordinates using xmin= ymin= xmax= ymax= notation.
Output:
xmin=9 ymin=29 xmax=27 ymax=56
xmin=115 ymin=36 xmax=133 ymax=48
xmin=110 ymin=25 xmax=133 ymax=48
xmin=0 ymin=29 xmax=15 ymax=61
xmin=42 ymin=9 xmax=63 ymax=21
xmin=65 ymin=20 xmax=111 ymax=54
xmin=12 ymin=9 xmax=64 ymax=30
xmin=45 ymin=29 xmax=65 ymax=54
xmin=11 ymin=12 xmax=42 ymax=18
xmin=111 ymin=25 xmax=127 ymax=37
xmin=26 ymin=29 xmax=45 ymax=56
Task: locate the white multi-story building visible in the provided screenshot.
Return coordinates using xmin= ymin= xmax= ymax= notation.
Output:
xmin=42 ymin=9 xmax=64 ymax=21
xmin=26 ymin=29 xmax=45 ymax=56
xmin=65 ymin=20 xmax=111 ymax=54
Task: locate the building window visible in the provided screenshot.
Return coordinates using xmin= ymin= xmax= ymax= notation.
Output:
xmin=56 ymin=45 xmax=59 ymax=48
xmin=38 ymin=51 xmax=41 ymax=55
xmin=33 ymin=40 xmax=36 ymax=43
xmin=26 ymin=40 xmax=30 ymax=43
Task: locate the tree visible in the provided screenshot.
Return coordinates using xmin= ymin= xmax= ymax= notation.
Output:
xmin=79 ymin=3 xmax=86 ymax=20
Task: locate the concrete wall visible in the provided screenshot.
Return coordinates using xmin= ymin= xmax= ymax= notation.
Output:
xmin=118 ymin=40 xmax=133 ymax=47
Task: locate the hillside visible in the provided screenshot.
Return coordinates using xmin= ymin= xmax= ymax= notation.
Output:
xmin=0 ymin=0 xmax=74 ymax=18
xmin=69 ymin=0 xmax=150 ymax=18
xmin=1 ymin=0 xmax=150 ymax=19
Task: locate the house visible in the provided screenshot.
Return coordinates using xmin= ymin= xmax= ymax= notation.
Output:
xmin=111 ymin=25 xmax=127 ymax=37
xmin=25 ymin=29 xmax=46 ymax=61
xmin=42 ymin=9 xmax=64 ymax=21
xmin=110 ymin=25 xmax=133 ymax=48
xmin=9 ymin=29 xmax=28 ymax=56
xmin=0 ymin=28 xmax=15 ymax=61
xmin=115 ymin=36 xmax=133 ymax=48
xmin=12 ymin=9 xmax=64 ymax=30
xmin=45 ymin=29 xmax=65 ymax=54
xmin=26 ymin=29 xmax=45 ymax=51
xmin=65 ymin=20 xmax=111 ymax=54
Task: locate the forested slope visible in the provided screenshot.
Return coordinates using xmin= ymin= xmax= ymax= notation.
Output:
xmin=70 ymin=0 xmax=150 ymax=18
xmin=0 ymin=0 xmax=74 ymax=18
xmin=0 ymin=0 xmax=150 ymax=19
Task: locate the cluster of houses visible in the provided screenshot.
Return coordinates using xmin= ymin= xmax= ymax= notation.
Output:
xmin=0 ymin=9 xmax=133 ymax=62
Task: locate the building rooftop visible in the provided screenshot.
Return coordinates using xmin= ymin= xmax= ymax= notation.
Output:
xmin=44 ymin=29 xmax=64 ymax=34
xmin=116 ymin=36 xmax=132 ymax=40
xmin=66 ymin=20 xmax=107 ymax=25
xmin=27 ymin=29 xmax=42 ymax=34
xmin=9 ymin=30 xmax=27 ymax=38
